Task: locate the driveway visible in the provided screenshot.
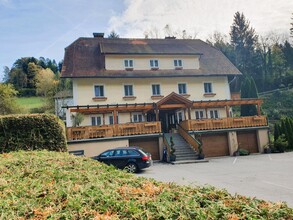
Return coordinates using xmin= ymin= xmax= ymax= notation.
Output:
xmin=138 ymin=152 xmax=293 ymax=207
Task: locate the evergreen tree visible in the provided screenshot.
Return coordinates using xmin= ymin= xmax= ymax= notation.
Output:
xmin=240 ymin=76 xmax=258 ymax=116
xmin=230 ymin=12 xmax=258 ymax=75
xmin=274 ymin=123 xmax=280 ymax=141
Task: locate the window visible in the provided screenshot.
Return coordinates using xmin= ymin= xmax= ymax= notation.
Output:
xmin=210 ymin=110 xmax=219 ymax=119
xmin=94 ymin=85 xmax=104 ymax=97
xmin=100 ymin=150 xmax=115 ymax=157
xmin=109 ymin=115 xmax=119 ymax=125
xmin=178 ymin=83 xmax=187 ymax=94
xmin=195 ymin=110 xmax=204 ymax=119
xmin=124 ymin=60 xmax=133 ymax=68
xmin=124 ymin=85 xmax=133 ymax=96
xmin=109 ymin=115 xmax=114 ymax=125
xmin=133 ymin=113 xmax=143 ymax=122
xmin=91 ymin=116 xmax=102 ymax=126
xmin=127 ymin=150 xmax=140 ymax=156
xmin=174 ymin=59 xmax=182 ymax=68
xmin=204 ymin=82 xmax=213 ymax=94
xmin=152 ymin=84 xmax=161 ymax=95
xmin=150 ymin=59 xmax=159 ymax=68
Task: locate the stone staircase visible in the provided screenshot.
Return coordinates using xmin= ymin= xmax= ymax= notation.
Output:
xmin=164 ymin=132 xmax=198 ymax=161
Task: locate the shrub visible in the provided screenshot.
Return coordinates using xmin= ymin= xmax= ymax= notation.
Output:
xmin=273 ymin=134 xmax=287 ymax=153
xmin=0 ymin=114 xmax=67 ymax=153
xmin=239 ymin=148 xmax=250 ymax=156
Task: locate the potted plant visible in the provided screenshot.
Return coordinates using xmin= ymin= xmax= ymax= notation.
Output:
xmin=263 ymin=145 xmax=272 ymax=154
xmin=169 ymin=136 xmax=176 ymax=162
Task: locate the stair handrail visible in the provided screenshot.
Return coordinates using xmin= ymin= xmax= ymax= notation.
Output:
xmin=177 ymin=123 xmax=202 ymax=153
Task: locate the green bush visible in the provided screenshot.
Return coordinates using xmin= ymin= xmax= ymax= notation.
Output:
xmin=239 ymin=148 xmax=250 ymax=156
xmin=273 ymin=134 xmax=287 ymax=153
xmin=1 ymin=151 xmax=292 ymax=219
xmin=0 ymin=114 xmax=67 ymax=153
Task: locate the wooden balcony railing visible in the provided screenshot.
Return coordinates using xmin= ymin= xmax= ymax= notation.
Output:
xmin=180 ymin=116 xmax=268 ymax=131
xmin=67 ymin=121 xmax=161 ymax=141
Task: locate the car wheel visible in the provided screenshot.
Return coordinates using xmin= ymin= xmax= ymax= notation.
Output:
xmin=124 ymin=162 xmax=138 ymax=173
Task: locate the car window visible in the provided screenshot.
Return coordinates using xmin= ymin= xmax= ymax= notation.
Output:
xmin=138 ymin=149 xmax=148 ymax=156
xmin=127 ymin=150 xmax=140 ymax=156
xmin=115 ymin=150 xmax=128 ymax=156
xmin=100 ymin=150 xmax=115 ymax=157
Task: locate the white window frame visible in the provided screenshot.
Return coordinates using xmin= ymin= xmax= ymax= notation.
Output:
xmin=209 ymin=110 xmax=219 ymax=119
xmin=91 ymin=115 xmax=102 ymax=126
xmin=94 ymin=84 xmax=105 ymax=97
xmin=174 ymin=59 xmax=183 ymax=68
xmin=178 ymin=83 xmax=187 ymax=94
xmin=124 ymin=59 xmax=133 ymax=68
xmin=151 ymin=84 xmax=161 ymax=96
xmin=108 ymin=114 xmax=119 ymax=125
xmin=132 ymin=113 xmax=144 ymax=122
xmin=150 ymin=59 xmax=159 ymax=68
xmin=195 ymin=110 xmax=204 ymax=119
xmin=204 ymin=82 xmax=213 ymax=94
xmin=124 ymin=84 xmax=134 ymax=96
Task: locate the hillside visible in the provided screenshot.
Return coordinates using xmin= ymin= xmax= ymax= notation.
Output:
xmin=261 ymin=89 xmax=293 ymax=121
xmin=0 ymin=151 xmax=292 ymax=219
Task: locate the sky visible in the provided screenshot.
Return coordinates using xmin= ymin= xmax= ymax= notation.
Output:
xmin=0 ymin=0 xmax=292 ymax=80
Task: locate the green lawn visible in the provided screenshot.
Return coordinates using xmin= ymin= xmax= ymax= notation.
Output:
xmin=0 ymin=150 xmax=292 ymax=219
xmin=16 ymin=96 xmax=45 ymax=113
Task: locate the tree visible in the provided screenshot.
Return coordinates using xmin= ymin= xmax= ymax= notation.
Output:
xmin=0 ymin=83 xmax=21 ymax=114
xmin=240 ymin=76 xmax=258 ymax=116
xmin=35 ymin=68 xmax=58 ymax=97
xmin=2 ymin=66 xmax=10 ymax=82
xmin=230 ymin=12 xmax=258 ymax=75
xmin=108 ymin=30 xmax=119 ymax=38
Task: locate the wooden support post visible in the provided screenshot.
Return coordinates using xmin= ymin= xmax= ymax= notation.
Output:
xmin=113 ymin=110 xmax=117 ymax=124
xmin=226 ymin=105 xmax=230 ymax=118
xmin=257 ymin=104 xmax=261 ymax=116
xmin=102 ymin=113 xmax=105 ymax=125
xmin=188 ymin=108 xmax=191 ymax=120
xmin=155 ymin=106 xmax=159 ymax=121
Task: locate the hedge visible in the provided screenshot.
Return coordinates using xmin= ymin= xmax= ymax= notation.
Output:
xmin=0 ymin=114 xmax=67 ymax=153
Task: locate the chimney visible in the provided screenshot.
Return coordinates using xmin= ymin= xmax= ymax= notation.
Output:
xmin=165 ymin=36 xmax=176 ymax=39
xmin=93 ymin=33 xmax=104 ymax=38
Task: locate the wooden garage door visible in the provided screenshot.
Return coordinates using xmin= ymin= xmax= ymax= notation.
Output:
xmin=201 ymin=133 xmax=229 ymax=157
xmin=237 ymin=131 xmax=258 ymax=153
xmin=129 ymin=138 xmax=160 ymax=160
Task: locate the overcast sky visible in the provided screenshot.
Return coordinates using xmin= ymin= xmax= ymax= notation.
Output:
xmin=0 ymin=0 xmax=292 ymax=80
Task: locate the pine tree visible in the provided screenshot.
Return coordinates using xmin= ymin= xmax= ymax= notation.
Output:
xmin=230 ymin=12 xmax=258 ymax=75
xmin=240 ymin=76 xmax=258 ymax=116
xmin=274 ymin=123 xmax=280 ymax=142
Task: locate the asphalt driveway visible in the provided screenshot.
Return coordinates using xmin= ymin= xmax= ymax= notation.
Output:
xmin=138 ymin=152 xmax=293 ymax=207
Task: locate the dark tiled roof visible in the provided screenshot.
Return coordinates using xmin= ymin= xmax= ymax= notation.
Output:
xmin=61 ymin=38 xmax=241 ymax=78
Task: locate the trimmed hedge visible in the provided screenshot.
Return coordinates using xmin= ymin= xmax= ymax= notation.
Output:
xmin=0 ymin=114 xmax=67 ymax=153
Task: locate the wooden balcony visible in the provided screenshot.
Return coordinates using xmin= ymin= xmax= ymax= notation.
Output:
xmin=67 ymin=121 xmax=161 ymax=141
xmin=180 ymin=116 xmax=268 ymax=131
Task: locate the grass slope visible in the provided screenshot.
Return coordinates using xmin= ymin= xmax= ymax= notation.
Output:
xmin=16 ymin=97 xmax=45 ymax=113
xmin=0 ymin=151 xmax=292 ymax=219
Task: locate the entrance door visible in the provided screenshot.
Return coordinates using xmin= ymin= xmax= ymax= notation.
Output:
xmin=159 ymin=110 xmax=177 ymax=132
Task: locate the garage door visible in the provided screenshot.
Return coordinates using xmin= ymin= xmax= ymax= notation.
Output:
xmin=237 ymin=131 xmax=258 ymax=153
xmin=201 ymin=133 xmax=229 ymax=157
xmin=129 ymin=138 xmax=160 ymax=160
